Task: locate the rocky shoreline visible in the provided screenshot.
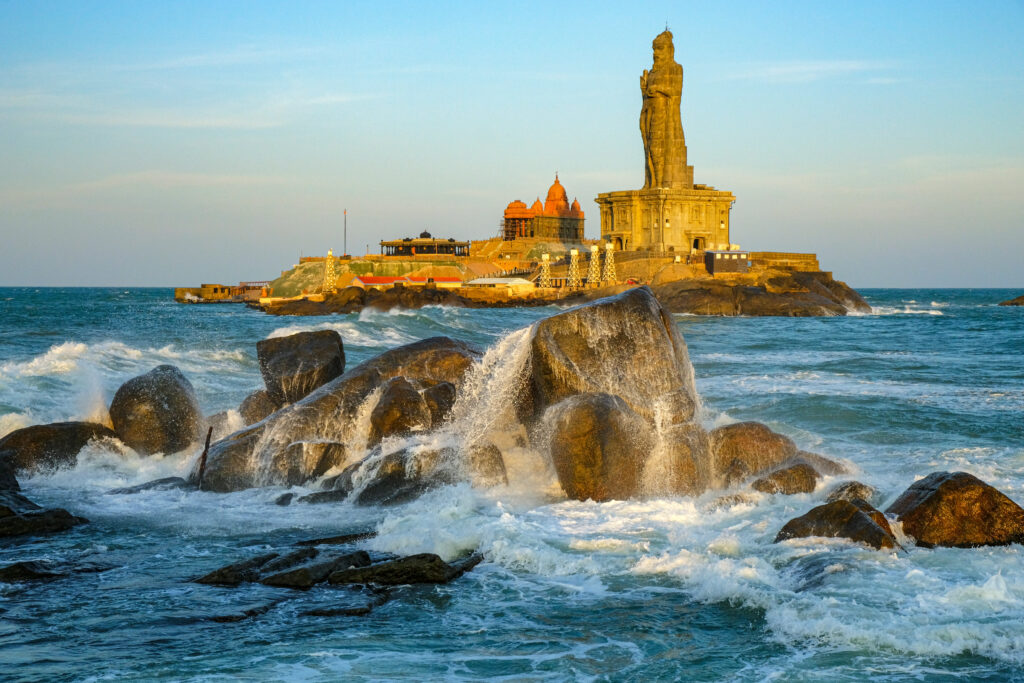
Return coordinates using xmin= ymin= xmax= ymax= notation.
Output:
xmin=999 ymin=293 xmax=1024 ymax=306
xmin=4 ymin=287 xmax=1020 ymax=620
xmin=254 ymin=269 xmax=871 ymax=317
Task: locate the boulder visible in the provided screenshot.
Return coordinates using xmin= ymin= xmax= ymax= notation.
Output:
xmin=826 ymin=481 xmax=878 ymax=505
xmin=256 ymin=330 xmax=345 ymax=405
xmin=885 ymin=471 xmax=1024 ymax=548
xmin=465 ymin=442 xmax=508 ymax=487
xmin=106 ymin=476 xmax=192 ymax=495
xmin=0 ymin=507 xmax=88 ymax=538
xmin=528 ymin=287 xmax=699 ymax=424
xmin=752 ymin=463 xmax=820 ymax=495
xmin=197 ymin=337 xmax=479 ymax=492
xmin=195 ymin=553 xmax=280 ymax=586
xmin=547 ymin=393 xmax=653 ymax=502
xmin=710 ymin=422 xmax=798 ymax=488
xmin=368 ymin=377 xmax=431 ymax=446
xmin=0 ymin=561 xmax=64 ymax=583
xmin=109 ymin=365 xmax=202 ymax=455
xmin=789 ymin=450 xmax=847 ymax=476
xmin=0 ymin=422 xmax=118 ymax=474
xmin=239 ymin=390 xmax=277 ymax=425
xmin=775 ymin=499 xmax=897 ymax=550
xmin=421 ymin=381 xmax=456 ymax=427
xmin=998 ymin=294 xmax=1024 ymax=307
xmin=260 ymin=551 xmax=371 ymax=589
xmin=335 ymin=448 xmax=453 ymax=507
xmin=0 ymin=458 xmax=18 ymax=491
xmin=650 ymin=423 xmax=711 ymax=496
xmin=328 ymin=552 xmax=482 ymax=586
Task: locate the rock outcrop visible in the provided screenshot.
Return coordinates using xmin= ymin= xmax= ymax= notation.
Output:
xmin=1 ymin=473 xmax=88 ymax=539
xmin=239 ymin=389 xmax=276 ymax=425
xmin=256 ymin=330 xmax=345 ymax=405
xmin=368 ymin=377 xmax=431 ymax=446
xmin=752 ymin=463 xmax=819 ymax=495
xmin=826 ymin=481 xmax=878 ymax=505
xmin=196 ymin=337 xmax=480 ymax=492
xmin=710 ymin=422 xmax=798 ymax=487
xmin=998 ymin=294 xmax=1024 ymax=306
xmin=328 ymin=552 xmax=482 ymax=586
xmin=775 ymin=498 xmax=897 ymax=550
xmin=885 ymin=471 xmax=1024 ymax=548
xmin=528 ymin=287 xmax=698 ymax=424
xmin=0 ymin=421 xmax=118 ymax=474
xmin=547 ymin=393 xmax=653 ymax=502
xmin=109 ymin=365 xmax=202 ymax=455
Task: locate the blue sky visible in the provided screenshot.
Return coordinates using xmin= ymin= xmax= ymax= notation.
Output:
xmin=1 ymin=0 xmax=1021 ymax=287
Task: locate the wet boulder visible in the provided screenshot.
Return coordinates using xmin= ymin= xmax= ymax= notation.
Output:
xmin=328 ymin=552 xmax=482 ymax=586
xmin=885 ymin=471 xmax=1024 ymax=548
xmin=257 ymin=330 xmax=345 ymax=405
xmin=197 ymin=337 xmax=480 ymax=492
xmin=0 ymin=421 xmax=118 ymax=474
xmin=775 ymin=498 xmax=897 ymax=550
xmin=261 ymin=550 xmax=371 ymax=589
xmin=649 ymin=423 xmax=711 ymax=497
xmin=239 ymin=389 xmax=277 ymax=425
xmin=528 ymin=287 xmax=699 ymax=424
xmin=547 ymin=393 xmax=654 ymax=502
xmin=465 ymin=442 xmax=508 ymax=487
xmin=0 ymin=506 xmax=88 ymax=538
xmin=368 ymin=377 xmax=432 ymax=446
xmin=0 ymin=561 xmax=65 ymax=583
xmin=826 ymin=481 xmax=878 ymax=505
xmin=109 ymin=365 xmax=202 ymax=455
xmin=752 ymin=463 xmax=820 ymax=495
xmin=421 ymin=381 xmax=456 ymax=428
xmin=332 ymin=447 xmax=454 ymax=507
xmin=195 ymin=552 xmax=281 ymax=586
xmin=710 ymin=422 xmax=797 ymax=488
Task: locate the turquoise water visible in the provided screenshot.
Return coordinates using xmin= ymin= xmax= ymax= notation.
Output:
xmin=1 ymin=288 xmax=1022 ymax=681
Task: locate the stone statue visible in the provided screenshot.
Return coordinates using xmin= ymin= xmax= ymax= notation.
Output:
xmin=640 ymin=30 xmax=690 ymax=189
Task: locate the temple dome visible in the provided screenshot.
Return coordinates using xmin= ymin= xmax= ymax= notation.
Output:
xmin=531 ymin=198 xmax=544 ymax=212
xmin=506 ymin=200 xmax=527 ymax=210
xmin=546 ymin=175 xmax=568 ymax=204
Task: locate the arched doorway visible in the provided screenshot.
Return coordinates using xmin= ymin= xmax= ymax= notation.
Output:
xmin=692 ymin=237 xmax=705 ymax=251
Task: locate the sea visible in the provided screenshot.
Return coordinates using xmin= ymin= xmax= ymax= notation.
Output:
xmin=1 ymin=287 xmax=1022 ymax=682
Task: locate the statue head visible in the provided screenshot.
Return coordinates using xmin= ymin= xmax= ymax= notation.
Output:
xmin=652 ymin=29 xmax=674 ymax=64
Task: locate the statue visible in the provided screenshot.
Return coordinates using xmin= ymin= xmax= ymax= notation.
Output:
xmin=640 ymin=30 xmax=690 ymax=189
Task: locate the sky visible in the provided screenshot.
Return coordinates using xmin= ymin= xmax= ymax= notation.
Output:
xmin=1 ymin=0 xmax=1022 ymax=287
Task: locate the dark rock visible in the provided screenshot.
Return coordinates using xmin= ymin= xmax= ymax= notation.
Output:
xmin=109 ymin=365 xmax=202 ymax=455
xmin=0 ymin=422 xmax=118 ymax=474
xmin=275 ymin=441 xmax=348 ymax=487
xmin=328 ymin=552 xmax=482 ymax=586
xmin=547 ymin=393 xmax=653 ymax=502
xmin=194 ymin=552 xmax=280 ymax=586
xmin=275 ymin=492 xmax=295 ymax=506
xmin=296 ymin=530 xmax=378 ymax=546
xmin=198 ymin=337 xmax=480 ymax=492
xmin=885 ymin=471 xmax=1024 ymax=548
xmin=260 ymin=547 xmax=319 ymax=575
xmin=421 ymin=381 xmax=456 ymax=427
xmin=826 ymin=481 xmax=878 ymax=505
xmin=297 ymin=489 xmax=350 ymax=504
xmin=775 ymin=499 xmax=897 ymax=550
xmin=0 ymin=508 xmax=88 ymax=538
xmin=752 ymin=463 xmax=820 ymax=495
xmin=260 ymin=551 xmax=371 ymax=589
xmin=997 ymin=294 xmax=1024 ymax=306
xmin=239 ymin=389 xmax=277 ymax=425
xmin=0 ymin=458 xmax=18 ymax=491
xmin=1 ymin=489 xmax=42 ymax=517
xmin=528 ymin=287 xmax=699 ymax=424
xmin=257 ymin=330 xmax=346 ymax=405
xmin=0 ymin=561 xmax=64 ymax=583
xmin=710 ymin=422 xmax=798 ymax=488
xmin=346 ymin=449 xmax=452 ymax=507
xmin=106 ymin=476 xmax=193 ymax=495
xmin=368 ymin=377 xmax=431 ymax=446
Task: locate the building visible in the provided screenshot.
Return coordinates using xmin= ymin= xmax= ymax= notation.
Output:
xmin=464 ymin=277 xmax=536 ymax=295
xmin=704 ymin=249 xmax=750 ymax=275
xmin=380 ymin=231 xmax=470 ymax=257
xmin=502 ymin=175 xmax=585 ymax=242
xmin=595 ymin=30 xmax=735 ymax=253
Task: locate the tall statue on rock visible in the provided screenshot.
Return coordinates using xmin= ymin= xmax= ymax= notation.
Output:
xmin=640 ymin=29 xmax=693 ymax=190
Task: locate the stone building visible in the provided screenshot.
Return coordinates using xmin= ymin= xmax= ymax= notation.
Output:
xmin=595 ymin=30 xmax=735 ymax=252
xmin=380 ymin=231 xmax=470 ymax=257
xmin=503 ymin=175 xmax=585 ymax=242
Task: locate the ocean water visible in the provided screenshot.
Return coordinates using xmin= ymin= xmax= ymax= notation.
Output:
xmin=1 ymin=287 xmax=1022 ymax=681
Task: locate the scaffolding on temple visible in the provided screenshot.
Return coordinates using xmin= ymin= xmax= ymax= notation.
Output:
xmin=601 ymin=242 xmax=616 ymax=284
xmin=586 ymin=244 xmax=601 ymax=287
xmin=567 ymin=249 xmax=582 ymax=289
xmin=321 ymin=249 xmax=337 ymax=293
xmin=538 ymin=253 xmax=552 ymax=288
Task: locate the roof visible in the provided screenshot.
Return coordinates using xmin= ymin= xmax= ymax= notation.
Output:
xmin=466 ymin=277 xmax=534 ymax=286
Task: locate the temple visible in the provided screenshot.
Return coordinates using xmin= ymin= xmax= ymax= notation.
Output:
xmin=380 ymin=231 xmax=470 ymax=257
xmin=502 ymin=175 xmax=585 ymax=242
xmin=595 ymin=30 xmax=735 ymax=253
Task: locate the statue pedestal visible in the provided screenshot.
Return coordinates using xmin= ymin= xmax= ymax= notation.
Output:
xmin=595 ymin=186 xmax=735 ymax=253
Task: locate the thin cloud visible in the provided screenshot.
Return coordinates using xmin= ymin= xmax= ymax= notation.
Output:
xmin=727 ymin=60 xmax=896 ymax=84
